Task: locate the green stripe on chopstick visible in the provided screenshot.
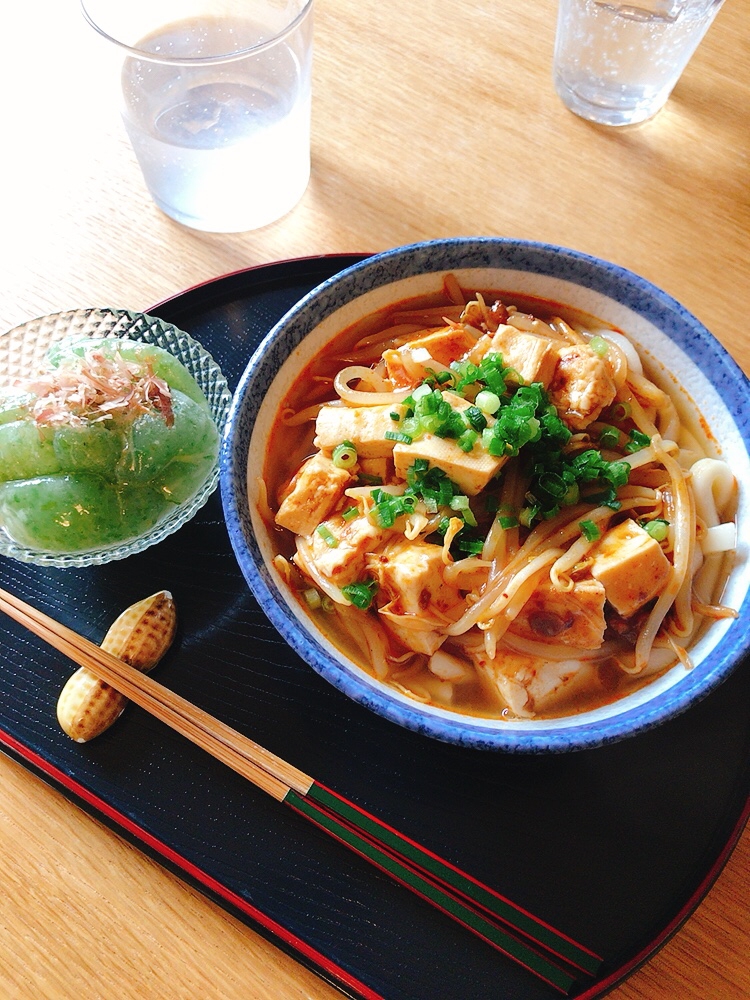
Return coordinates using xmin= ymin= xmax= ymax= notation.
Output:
xmin=306 ymin=782 xmax=600 ymax=975
xmin=284 ymin=789 xmax=577 ymax=995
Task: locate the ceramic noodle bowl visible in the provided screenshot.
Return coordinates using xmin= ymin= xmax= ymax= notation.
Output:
xmin=220 ymin=238 xmax=750 ymax=752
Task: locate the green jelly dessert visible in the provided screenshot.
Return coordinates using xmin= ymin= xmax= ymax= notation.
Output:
xmin=0 ymin=336 xmax=220 ymax=553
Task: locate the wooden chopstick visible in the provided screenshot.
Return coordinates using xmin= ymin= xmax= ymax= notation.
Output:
xmin=0 ymin=586 xmax=306 ymax=800
xmin=0 ymin=586 xmax=601 ymax=992
xmin=296 ymin=781 xmax=601 ymax=977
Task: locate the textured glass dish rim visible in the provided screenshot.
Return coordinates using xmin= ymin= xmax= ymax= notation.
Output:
xmin=0 ymin=307 xmax=232 ymax=568
xmin=221 ymin=237 xmax=750 ymax=752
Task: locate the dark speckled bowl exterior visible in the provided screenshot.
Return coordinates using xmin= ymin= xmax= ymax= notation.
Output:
xmin=220 ymin=238 xmax=750 ymax=752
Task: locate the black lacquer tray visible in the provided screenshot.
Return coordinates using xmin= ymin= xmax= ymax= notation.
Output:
xmin=1 ymin=255 xmax=749 ymax=1000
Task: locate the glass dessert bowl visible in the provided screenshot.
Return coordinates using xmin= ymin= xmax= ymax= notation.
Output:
xmin=0 ymin=307 xmax=231 ymax=567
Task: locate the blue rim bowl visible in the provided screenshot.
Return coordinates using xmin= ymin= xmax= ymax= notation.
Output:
xmin=220 ymin=237 xmax=750 ymax=752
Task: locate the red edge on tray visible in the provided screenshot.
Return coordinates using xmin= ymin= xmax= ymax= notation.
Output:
xmin=5 ymin=718 xmax=749 ymax=1000
xmin=574 ymin=793 xmax=750 ymax=999
xmin=0 ymin=726 xmax=383 ymax=1000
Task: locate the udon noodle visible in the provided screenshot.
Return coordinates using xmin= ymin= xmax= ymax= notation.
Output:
xmin=259 ymin=279 xmax=738 ymax=720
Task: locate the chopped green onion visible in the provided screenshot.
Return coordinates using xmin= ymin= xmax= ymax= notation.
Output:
xmin=588 ymin=494 xmax=622 ymax=511
xmin=519 ymin=505 xmax=540 ymax=528
xmin=449 ymin=495 xmax=470 ymax=511
xmin=371 ymin=504 xmax=395 ymax=528
xmin=417 ymin=413 xmax=440 ymax=434
xmin=341 ymin=505 xmax=360 ymax=521
xmin=517 ymin=440 xmax=632 ymax=528
xmin=555 ymin=480 xmax=576 ymax=506
xmin=589 ymin=335 xmax=609 ymax=357
xmin=625 ymin=429 xmax=651 ymax=453
xmin=502 ymin=367 xmax=524 ymax=385
xmin=598 ymin=425 xmax=621 ymax=450
xmin=303 ymin=588 xmax=322 ymax=610
xmin=316 ymin=523 xmax=339 ymax=547
xmin=482 ymin=385 xmax=550 ymax=458
xmin=450 ymin=359 xmax=480 ymax=393
xmin=369 ymin=490 xmax=418 ymax=528
xmin=437 ymin=478 xmax=454 ymax=506
xmin=498 ymin=514 xmax=519 ymax=530
xmin=407 ymin=459 xmax=429 ymax=478
xmin=461 ymin=506 xmax=478 ymax=528
xmin=385 ymin=430 xmax=413 ymax=444
xmin=465 ymin=405 xmax=488 ymax=431
xmin=418 ymin=390 xmax=441 ymax=416
xmin=457 ymin=428 xmax=478 ymax=452
xmin=535 ymin=471 xmax=570 ymax=501
xmin=389 ymin=411 xmax=401 ymax=421
xmin=475 ymin=389 xmax=501 ymax=415
xmin=642 ymin=518 xmax=670 ymax=541
xmin=579 ymin=520 xmax=601 ymax=542
xmin=609 ymin=401 xmax=632 ymax=421
xmin=412 ymin=383 xmax=433 ymax=400
xmin=321 ymin=595 xmax=334 ymax=613
xmin=569 ymin=451 xmax=630 ymax=488
xmin=341 ymin=579 xmax=379 ymax=610
xmin=332 ymin=440 xmax=358 ymax=469
xmin=457 ymin=538 xmax=484 ymax=555
xmin=539 ymin=404 xmax=571 ymax=445
xmin=433 ymin=407 xmax=467 ymax=439
xmin=435 ymin=371 xmax=454 ymax=385
xmin=482 ymin=426 xmax=507 ymax=457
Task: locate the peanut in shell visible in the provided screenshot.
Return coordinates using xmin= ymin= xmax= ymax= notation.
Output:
xmin=56 ymin=590 xmax=177 ymax=742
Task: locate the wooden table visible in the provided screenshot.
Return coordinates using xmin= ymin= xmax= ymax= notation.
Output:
xmin=1 ymin=1 xmax=748 ymax=996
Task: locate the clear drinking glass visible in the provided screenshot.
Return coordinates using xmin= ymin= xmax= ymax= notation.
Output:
xmin=553 ymin=0 xmax=726 ymax=127
xmin=81 ymin=0 xmax=314 ymax=232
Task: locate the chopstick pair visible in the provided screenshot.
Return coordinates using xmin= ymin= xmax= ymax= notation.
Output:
xmin=0 ymin=585 xmax=601 ymax=994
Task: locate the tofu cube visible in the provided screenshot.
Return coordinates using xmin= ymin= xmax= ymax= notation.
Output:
xmin=590 ymin=519 xmax=672 ymax=617
xmin=392 ymin=392 xmax=505 ymax=495
xmin=469 ymin=646 xmax=592 ymax=718
xmin=367 ymin=538 xmax=463 ymax=655
xmin=383 ymin=327 xmax=478 ymax=388
xmin=296 ymin=512 xmax=386 ymax=588
xmin=314 ymin=403 xmax=400 ymax=459
xmin=275 ymin=453 xmax=353 ymax=536
xmin=367 ymin=538 xmax=462 ymax=617
xmin=393 ymin=437 xmax=504 ymax=496
xmin=468 ymin=325 xmax=558 ymax=388
xmin=379 ymin=617 xmax=446 ymax=656
xmin=548 ymin=344 xmax=617 ymax=431
xmin=406 ymin=326 xmax=479 ymax=366
xmin=509 ymin=577 xmax=607 ymax=649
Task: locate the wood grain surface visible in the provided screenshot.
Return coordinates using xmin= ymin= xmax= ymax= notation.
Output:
xmin=1 ymin=1 xmax=749 ymax=997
